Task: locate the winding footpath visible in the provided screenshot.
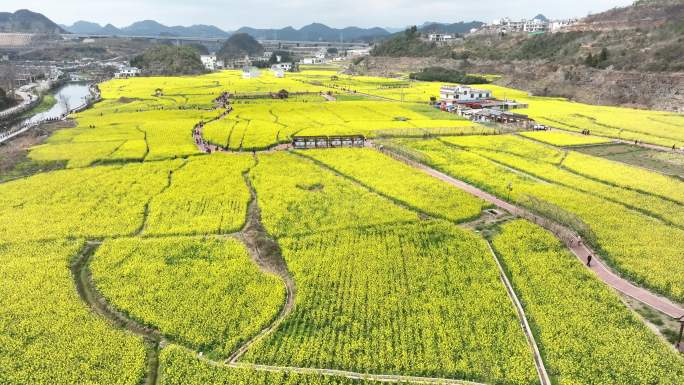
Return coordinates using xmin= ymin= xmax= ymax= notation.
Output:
xmin=380 ymin=148 xmax=684 ymax=320
xmin=226 ymin=170 xmax=296 ymax=364
xmin=71 ymin=166 xmax=489 ymax=385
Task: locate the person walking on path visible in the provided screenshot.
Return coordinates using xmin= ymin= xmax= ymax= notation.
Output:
xmin=587 ymin=254 xmax=592 ymax=267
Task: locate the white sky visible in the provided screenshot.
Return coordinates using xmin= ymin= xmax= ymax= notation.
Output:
xmin=5 ymin=0 xmax=634 ymax=30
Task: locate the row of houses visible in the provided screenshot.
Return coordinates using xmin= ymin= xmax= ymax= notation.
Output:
xmin=438 ymin=85 xmax=532 ymax=126
xmin=114 ymin=66 xmax=141 ymax=79
xmin=474 ymin=17 xmax=578 ymax=35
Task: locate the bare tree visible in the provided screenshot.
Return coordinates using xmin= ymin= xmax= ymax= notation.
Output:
xmin=58 ymin=93 xmax=71 ymax=114
xmin=0 ymin=63 xmax=16 ymax=98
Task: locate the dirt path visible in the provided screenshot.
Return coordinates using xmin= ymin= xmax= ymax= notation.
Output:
xmin=71 ymin=241 xmax=165 ymax=385
xmin=321 ymin=92 xmax=337 ymax=102
xmin=225 ymin=362 xmax=487 ymax=385
xmin=71 ymin=237 xmax=488 ymax=385
xmin=380 ymin=148 xmax=684 ymax=320
xmin=193 ymin=106 xmax=233 ymax=153
xmin=227 ymin=164 xmax=296 ymax=364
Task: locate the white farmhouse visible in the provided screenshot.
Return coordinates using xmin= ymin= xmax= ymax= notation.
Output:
xmin=302 ymin=57 xmax=324 ymax=65
xmin=428 ymin=33 xmax=454 ymax=42
xmin=440 ymin=85 xmax=492 ymax=105
xmin=114 ymin=67 xmax=141 ymax=79
xmin=200 ymin=55 xmax=224 ymax=71
xmin=271 ymin=62 xmax=293 ymax=72
xmin=348 ymin=48 xmax=371 ymax=57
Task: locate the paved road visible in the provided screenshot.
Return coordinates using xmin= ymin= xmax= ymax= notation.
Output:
xmin=0 ymin=88 xmax=35 ymax=119
xmin=383 ymin=150 xmax=684 ymax=319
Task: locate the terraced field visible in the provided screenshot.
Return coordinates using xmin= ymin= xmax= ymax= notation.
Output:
xmin=2 ymin=68 xmax=683 ymax=385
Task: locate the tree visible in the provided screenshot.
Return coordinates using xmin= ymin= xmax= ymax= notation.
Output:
xmin=0 ymin=87 xmax=11 ymax=110
xmin=327 ymin=47 xmax=338 ymax=55
xmin=58 ymin=93 xmax=71 ymax=115
xmin=268 ymin=51 xmax=293 ymax=65
xmin=584 ymin=53 xmax=596 ymax=67
xmin=598 ymin=47 xmax=609 ymax=62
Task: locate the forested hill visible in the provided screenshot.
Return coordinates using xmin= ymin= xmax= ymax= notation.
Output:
xmin=131 ymin=46 xmax=207 ymax=76
xmin=218 ymin=33 xmax=264 ymax=61
xmin=372 ymin=0 xmax=683 ymax=72
xmin=0 ymin=9 xmax=65 ymax=34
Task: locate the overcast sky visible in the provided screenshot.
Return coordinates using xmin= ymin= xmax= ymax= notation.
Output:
xmin=6 ymin=0 xmax=634 ymax=29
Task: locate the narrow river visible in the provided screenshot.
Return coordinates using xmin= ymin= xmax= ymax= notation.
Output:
xmin=24 ymin=83 xmax=93 ymax=125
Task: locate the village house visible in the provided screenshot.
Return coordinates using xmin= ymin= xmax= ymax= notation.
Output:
xmin=302 ymin=57 xmax=324 ymax=65
xmin=114 ymin=66 xmax=141 ymax=79
xmin=271 ymin=62 xmax=293 ymax=71
xmin=428 ymin=33 xmax=454 ymax=42
xmin=440 ymin=85 xmax=493 ymax=105
xmin=200 ymin=55 xmax=224 ymax=71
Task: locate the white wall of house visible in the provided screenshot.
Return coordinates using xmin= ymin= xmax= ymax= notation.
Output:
xmin=440 ymin=86 xmax=492 ymax=104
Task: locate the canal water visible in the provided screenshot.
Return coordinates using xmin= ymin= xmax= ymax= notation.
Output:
xmin=25 ymin=83 xmax=92 ymax=125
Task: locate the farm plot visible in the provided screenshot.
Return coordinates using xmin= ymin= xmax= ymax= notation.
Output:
xmin=518 ymin=130 xmax=612 ymax=147
xmin=203 ymin=100 xmax=485 ymax=150
xmin=0 ymin=160 xmax=182 ymax=243
xmin=442 ymin=135 xmax=684 ymax=226
xmin=32 ymin=107 xmax=217 ymax=166
xmin=492 ymin=220 xmax=684 ymax=385
xmin=91 ymin=236 xmax=285 ymax=358
xmin=398 ymin=137 xmax=684 ymax=302
xmin=561 ymin=151 xmax=684 ymax=204
xmin=144 ymin=154 xmax=254 ymax=236
xmin=574 ymin=143 xmax=684 ymax=177
xmin=299 ymin=148 xmax=488 ymax=222
xmin=159 ymin=345 xmax=404 ymax=385
xmin=0 ymin=240 xmax=146 ymax=385
xmin=243 ymin=221 xmax=538 ymax=385
xmin=249 ymin=152 xmax=419 ymax=237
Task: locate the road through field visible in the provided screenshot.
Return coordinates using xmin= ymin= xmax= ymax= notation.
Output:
xmin=379 ymin=148 xmax=684 ymax=320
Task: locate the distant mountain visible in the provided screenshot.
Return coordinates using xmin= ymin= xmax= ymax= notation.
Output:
xmin=532 ymin=14 xmax=549 ymax=22
xmin=119 ymin=20 xmax=170 ymax=36
xmin=61 ymin=19 xmax=386 ymax=41
xmin=62 ymin=19 xmax=230 ymax=38
xmin=0 ymin=9 xmax=65 ymax=34
xmin=235 ymin=23 xmax=390 ymax=42
xmin=66 ymin=20 xmax=111 ymax=34
xmin=384 ymin=27 xmax=407 ymax=34
xmin=418 ymin=21 xmax=485 ymax=34
xmin=100 ymin=24 xmax=122 ymax=35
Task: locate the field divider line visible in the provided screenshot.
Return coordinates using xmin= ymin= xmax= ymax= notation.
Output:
xmin=377 ymin=145 xmax=684 ymax=320
xmin=134 ymin=160 xmax=189 ymax=236
xmin=223 ymin=361 xmax=487 ymax=385
xmin=485 ymin=240 xmax=552 ymax=385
